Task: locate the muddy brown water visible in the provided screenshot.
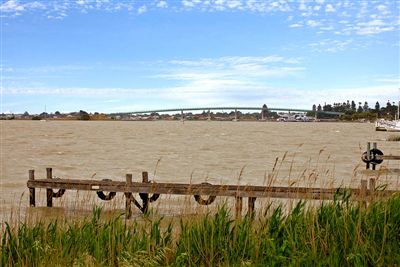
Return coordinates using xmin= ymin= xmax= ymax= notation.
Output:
xmin=1 ymin=120 xmax=399 ymax=221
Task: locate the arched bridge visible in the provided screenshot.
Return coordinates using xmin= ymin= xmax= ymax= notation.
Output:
xmin=113 ymin=106 xmax=343 ymax=120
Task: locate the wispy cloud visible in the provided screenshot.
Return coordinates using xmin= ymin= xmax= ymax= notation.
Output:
xmin=2 ymin=1 xmax=398 ymax=41
xmin=137 ymin=5 xmax=147 ymax=15
xmin=4 ymin=55 xmax=398 ymax=113
xmin=308 ymin=38 xmax=353 ymax=53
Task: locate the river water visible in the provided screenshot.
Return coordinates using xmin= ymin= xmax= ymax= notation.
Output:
xmin=1 ymin=120 xmax=399 ymax=220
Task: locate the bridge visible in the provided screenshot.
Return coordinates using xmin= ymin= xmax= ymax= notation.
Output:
xmin=113 ymin=106 xmax=343 ymax=121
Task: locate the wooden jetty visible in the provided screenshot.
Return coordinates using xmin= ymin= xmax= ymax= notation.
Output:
xmin=27 ymin=142 xmax=399 ymax=219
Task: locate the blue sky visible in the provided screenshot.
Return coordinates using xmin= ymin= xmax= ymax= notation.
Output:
xmin=1 ymin=0 xmax=399 ymax=114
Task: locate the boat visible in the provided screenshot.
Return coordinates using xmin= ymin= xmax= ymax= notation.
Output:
xmin=375 ymin=101 xmax=400 ymax=132
xmin=385 ymin=120 xmax=400 ymax=132
xmin=375 ymin=119 xmax=389 ymax=131
xmin=276 ymin=112 xmax=311 ymax=122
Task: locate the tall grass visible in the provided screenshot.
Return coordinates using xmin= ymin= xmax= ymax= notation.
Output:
xmin=2 ymin=194 xmax=400 ymax=266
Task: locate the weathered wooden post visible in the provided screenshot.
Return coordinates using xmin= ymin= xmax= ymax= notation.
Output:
xmin=208 ymin=110 xmax=211 ymax=121
xmin=140 ymin=171 xmax=149 ymax=213
xmin=366 ymin=142 xmax=371 ymax=170
xmin=360 ymin=179 xmax=368 ymax=208
xmin=235 ymin=196 xmax=243 ymax=219
xmin=46 ymin=168 xmax=53 ymax=207
xmin=247 ymin=197 xmax=256 ymax=216
xmin=372 ymin=142 xmax=377 ymax=170
xmin=369 ymin=178 xmax=376 ymax=203
xmin=29 ymin=170 xmax=35 ymax=207
xmin=125 ymin=174 xmax=133 ymax=219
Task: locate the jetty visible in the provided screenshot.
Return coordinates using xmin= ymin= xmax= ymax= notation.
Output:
xmin=27 ymin=143 xmax=399 ymax=219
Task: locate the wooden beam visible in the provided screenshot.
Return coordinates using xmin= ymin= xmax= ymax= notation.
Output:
xmin=46 ymin=168 xmax=53 ymax=207
xmin=247 ymin=197 xmax=256 ymax=216
xmin=375 ymin=155 xmax=400 ymax=160
xmin=125 ymin=174 xmax=133 ymax=219
xmin=235 ymin=197 xmax=242 ymax=220
xmin=358 ymin=169 xmax=400 ymax=175
xmin=27 ymin=178 xmax=388 ymax=199
xmin=29 ymin=170 xmax=35 ymax=207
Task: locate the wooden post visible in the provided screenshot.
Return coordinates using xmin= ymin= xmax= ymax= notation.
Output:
xmin=369 ymin=178 xmax=376 ymax=203
xmin=360 ymin=179 xmax=368 ymax=208
xmin=247 ymin=197 xmax=256 ymax=216
xmin=372 ymin=142 xmax=377 ymax=170
xmin=29 ymin=170 xmax=35 ymax=207
xmin=208 ymin=110 xmax=211 ymax=121
xmin=125 ymin=174 xmax=133 ymax=219
xmin=234 ymin=108 xmax=238 ymax=121
xmin=366 ymin=142 xmax=371 ymax=170
xmin=46 ymin=168 xmax=53 ymax=207
xmin=141 ymin=171 xmax=149 ymax=213
xmin=235 ymin=196 xmax=243 ymax=220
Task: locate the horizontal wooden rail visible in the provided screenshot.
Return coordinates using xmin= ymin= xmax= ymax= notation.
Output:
xmin=27 ymin=178 xmax=369 ymax=199
xmin=376 ymin=155 xmax=400 ymax=160
xmin=358 ymin=169 xmax=400 ymax=175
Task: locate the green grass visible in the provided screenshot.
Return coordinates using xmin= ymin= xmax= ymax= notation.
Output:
xmin=2 ymin=194 xmax=400 ymax=266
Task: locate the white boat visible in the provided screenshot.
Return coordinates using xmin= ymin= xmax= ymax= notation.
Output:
xmin=375 ymin=102 xmax=400 ymax=132
xmin=276 ymin=112 xmax=311 ymax=122
xmin=385 ymin=120 xmax=400 ymax=132
xmin=375 ymin=119 xmax=400 ymax=131
xmin=375 ymin=119 xmax=389 ymax=131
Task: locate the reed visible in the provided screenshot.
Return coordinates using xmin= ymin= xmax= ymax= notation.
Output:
xmin=2 ymin=193 xmax=400 ymax=266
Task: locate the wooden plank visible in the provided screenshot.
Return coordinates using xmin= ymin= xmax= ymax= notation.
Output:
xmin=27 ymin=178 xmax=373 ymax=199
xmin=125 ymin=174 xmax=133 ymax=219
xmin=248 ymin=197 xmax=256 ymax=216
xmin=360 ymin=179 xmax=368 ymax=208
xmin=376 ymin=155 xmax=400 ymax=160
xmin=369 ymin=178 xmax=376 ymax=203
xmin=235 ymin=197 xmax=242 ymax=219
xmin=46 ymin=168 xmax=53 ymax=207
xmin=27 ymin=179 xmax=339 ymax=193
xmin=29 ymin=170 xmax=35 ymax=207
xmin=358 ymin=169 xmax=400 ymax=175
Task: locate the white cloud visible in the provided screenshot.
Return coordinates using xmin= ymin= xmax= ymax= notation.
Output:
xmin=182 ymin=0 xmax=195 ymax=8
xmin=289 ymin=23 xmax=303 ymax=28
xmin=1 ymin=1 xmax=398 ymax=50
xmin=298 ymin=1 xmax=307 ymax=11
xmin=226 ymin=0 xmax=242 ymax=9
xmin=156 ymin=1 xmax=168 ymax=8
xmin=5 ymin=83 xmax=398 ymax=113
xmin=376 ymin=4 xmax=390 ymax=15
xmin=0 ymin=0 xmax=24 ymax=12
xmin=137 ymin=5 xmax=147 ymax=14
xmin=325 ymin=3 xmax=335 ymax=12
xmin=306 ymin=20 xmax=321 ymax=28
xmin=355 ymin=19 xmax=395 ymax=35
xmin=309 ymin=39 xmax=353 ymax=53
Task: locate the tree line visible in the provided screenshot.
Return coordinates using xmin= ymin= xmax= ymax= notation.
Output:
xmin=311 ymin=100 xmax=399 ymax=120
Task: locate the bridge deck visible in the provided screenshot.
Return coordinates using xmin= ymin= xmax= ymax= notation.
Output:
xmin=112 ymin=106 xmax=344 ymax=116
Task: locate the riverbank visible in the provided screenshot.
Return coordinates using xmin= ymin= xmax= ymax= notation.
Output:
xmin=2 ymin=194 xmax=399 ymax=266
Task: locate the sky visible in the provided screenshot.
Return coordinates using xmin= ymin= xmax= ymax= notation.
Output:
xmin=1 ymin=0 xmax=399 ymax=114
